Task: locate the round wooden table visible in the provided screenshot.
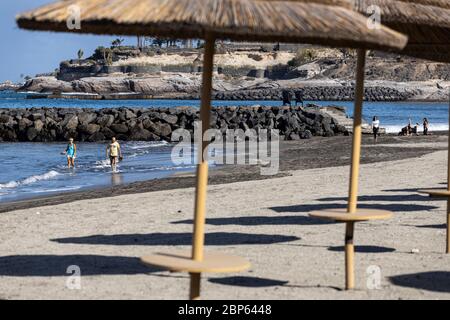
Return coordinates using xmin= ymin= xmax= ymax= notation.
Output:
xmin=141 ymin=250 xmax=251 ymax=300
xmin=141 ymin=250 xmax=251 ymax=274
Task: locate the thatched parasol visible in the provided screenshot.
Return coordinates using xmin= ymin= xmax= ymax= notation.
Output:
xmin=17 ymin=0 xmax=407 ymax=297
xmin=354 ymin=0 xmax=450 ymax=62
xmin=17 ymin=0 xmax=408 ymax=51
xmin=354 ymin=0 xmax=450 ymax=254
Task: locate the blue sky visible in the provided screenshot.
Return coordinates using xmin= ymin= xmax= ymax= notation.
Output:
xmin=0 ymin=1 xmax=135 ymax=83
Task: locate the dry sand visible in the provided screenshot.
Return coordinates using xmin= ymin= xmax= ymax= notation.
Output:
xmin=0 ymin=140 xmax=449 ymax=300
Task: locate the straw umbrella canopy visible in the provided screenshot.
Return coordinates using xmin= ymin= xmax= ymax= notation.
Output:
xmin=354 ymin=0 xmax=450 ymax=63
xmin=310 ymin=0 xmax=450 ymax=289
xmin=17 ymin=0 xmax=407 ymax=298
xmin=17 ymin=0 xmax=407 ymax=50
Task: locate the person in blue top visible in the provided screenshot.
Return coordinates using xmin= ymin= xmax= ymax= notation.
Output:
xmin=64 ymin=138 xmax=77 ymax=168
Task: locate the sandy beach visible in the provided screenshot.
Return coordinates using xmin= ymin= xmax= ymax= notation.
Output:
xmin=0 ymin=134 xmax=449 ymax=300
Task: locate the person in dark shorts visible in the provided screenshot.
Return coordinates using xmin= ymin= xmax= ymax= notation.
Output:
xmin=106 ymin=137 xmax=123 ymax=171
xmin=295 ymin=89 xmax=304 ymax=107
xmin=372 ymin=116 xmax=380 ymax=143
xmin=423 ymin=118 xmax=429 ymax=135
xmin=282 ymin=90 xmax=293 ymax=107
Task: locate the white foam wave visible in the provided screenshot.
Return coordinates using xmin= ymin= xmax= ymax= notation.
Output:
xmin=0 ymin=170 xmax=60 ymax=190
xmin=127 ymin=141 xmax=169 ymax=150
xmin=384 ymin=123 xmax=449 ymax=134
xmin=32 ymin=186 xmax=82 ymax=193
xmin=149 ymin=165 xmax=197 ymax=171
xmin=93 ymin=159 xmax=112 ymax=169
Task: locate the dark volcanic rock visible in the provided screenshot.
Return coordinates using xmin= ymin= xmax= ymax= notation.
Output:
xmin=110 ymin=123 xmax=129 ymax=134
xmin=0 ymin=105 xmax=348 ymax=142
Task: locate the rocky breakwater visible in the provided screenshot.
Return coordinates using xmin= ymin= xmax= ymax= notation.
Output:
xmin=0 ymin=105 xmax=348 ymax=143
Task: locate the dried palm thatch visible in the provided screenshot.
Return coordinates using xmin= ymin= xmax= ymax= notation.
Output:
xmin=261 ymin=0 xmax=353 ymax=8
xmin=354 ymin=0 xmax=450 ymax=62
xmin=17 ymin=0 xmax=406 ymax=51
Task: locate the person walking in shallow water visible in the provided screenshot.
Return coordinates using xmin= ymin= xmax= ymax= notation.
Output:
xmin=106 ymin=137 xmax=122 ymax=171
xmin=372 ymin=116 xmax=380 ymax=143
xmin=63 ymin=138 xmax=77 ymax=168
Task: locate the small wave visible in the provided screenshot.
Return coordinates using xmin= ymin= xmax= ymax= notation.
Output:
xmin=93 ymin=159 xmax=112 ymax=169
xmin=31 ymin=186 xmax=82 ymax=193
xmin=0 ymin=170 xmax=60 ymax=190
xmin=149 ymin=165 xmax=197 ymax=172
xmin=126 ymin=141 xmax=169 ymax=150
xmin=384 ymin=123 xmax=449 ymax=134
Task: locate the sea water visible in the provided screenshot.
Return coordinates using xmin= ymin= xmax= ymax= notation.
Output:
xmin=0 ymin=91 xmax=448 ymax=202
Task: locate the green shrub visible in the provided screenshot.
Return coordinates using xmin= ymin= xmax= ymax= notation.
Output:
xmin=287 ymin=48 xmax=318 ymax=67
xmin=248 ymin=54 xmax=264 ymax=61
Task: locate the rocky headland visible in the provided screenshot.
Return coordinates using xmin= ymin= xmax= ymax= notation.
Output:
xmin=17 ymin=45 xmax=450 ymax=102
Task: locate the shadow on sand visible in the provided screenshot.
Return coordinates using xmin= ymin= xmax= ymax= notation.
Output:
xmin=51 ymin=232 xmax=300 ymax=246
xmin=209 ymin=276 xmax=289 ymax=288
xmin=209 ymin=276 xmax=342 ymax=291
xmin=318 ymin=194 xmax=435 ymax=203
xmin=415 ymin=224 xmax=447 ymax=229
xmin=172 ymin=215 xmax=335 ymax=226
xmin=0 ymin=255 xmax=157 ymax=277
xmin=270 ymin=202 xmax=438 ymax=214
xmin=328 ymin=245 xmax=396 ymax=253
xmin=390 ymin=271 xmax=450 ymax=293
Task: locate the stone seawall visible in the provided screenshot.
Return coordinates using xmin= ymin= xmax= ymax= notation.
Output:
xmin=211 ymin=86 xmax=414 ymax=102
xmin=0 ymin=105 xmax=349 ymax=142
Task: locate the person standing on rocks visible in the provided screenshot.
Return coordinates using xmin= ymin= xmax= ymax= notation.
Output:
xmin=63 ymin=138 xmax=77 ymax=168
xmin=295 ymin=89 xmax=305 ymax=107
xmin=282 ymin=90 xmax=293 ymax=107
xmin=106 ymin=137 xmax=122 ymax=172
xmin=372 ymin=116 xmax=380 ymax=143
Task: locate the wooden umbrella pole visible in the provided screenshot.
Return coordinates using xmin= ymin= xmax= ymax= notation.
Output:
xmin=345 ymin=222 xmax=355 ymax=289
xmin=446 ymin=199 xmax=450 ymax=254
xmin=347 ymin=48 xmax=366 ymax=214
xmin=189 ymin=34 xmax=215 ymax=300
xmin=345 ymin=48 xmax=366 ymax=290
xmin=447 ymin=94 xmax=450 ymax=253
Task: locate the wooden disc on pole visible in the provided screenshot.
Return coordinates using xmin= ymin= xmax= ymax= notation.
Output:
xmin=141 ymin=250 xmax=251 ymax=274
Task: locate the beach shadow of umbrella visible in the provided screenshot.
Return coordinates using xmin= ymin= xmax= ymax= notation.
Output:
xmin=209 ymin=276 xmax=288 ymax=288
xmin=0 ymin=255 xmax=157 ymax=277
xmin=270 ymin=203 xmax=438 ymax=214
xmin=318 ymin=194 xmax=436 ymax=203
xmin=328 ymin=245 xmax=396 ymax=253
xmin=382 ymin=188 xmax=432 ymax=193
xmin=415 ymin=224 xmax=446 ymax=229
xmin=208 ymin=275 xmax=342 ymax=291
xmin=51 ymin=232 xmax=300 ymax=246
xmin=389 ymin=272 xmax=450 ymax=293
xmin=172 ymin=216 xmax=335 ymax=226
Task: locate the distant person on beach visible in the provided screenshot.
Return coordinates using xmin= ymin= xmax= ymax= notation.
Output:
xmin=282 ymin=90 xmax=293 ymax=107
xmin=106 ymin=137 xmax=122 ymax=171
xmin=63 ymin=138 xmax=77 ymax=168
xmin=400 ymin=118 xmax=413 ymax=136
xmin=423 ymin=118 xmax=430 ymax=135
xmin=372 ymin=116 xmax=380 ymax=143
xmin=412 ymin=123 xmax=420 ymax=136
xmin=399 ymin=120 xmax=420 ymax=136
xmin=295 ymin=89 xmax=304 ymax=107
xmin=407 ymin=118 xmax=412 ymax=136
